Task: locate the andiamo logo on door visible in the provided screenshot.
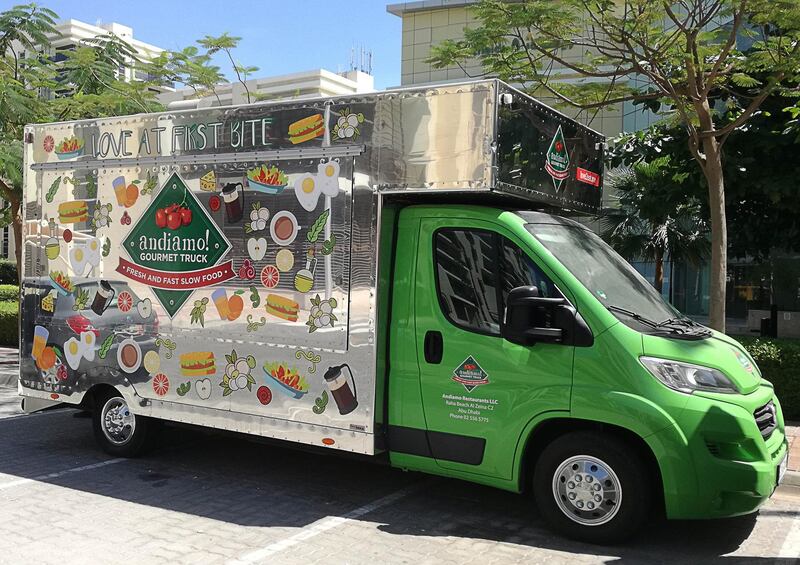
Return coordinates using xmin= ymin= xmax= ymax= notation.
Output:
xmin=117 ymin=173 xmax=234 ymax=317
xmin=452 ymin=356 xmax=489 ymax=392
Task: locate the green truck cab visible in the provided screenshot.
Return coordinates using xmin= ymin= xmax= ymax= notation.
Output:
xmin=20 ymin=80 xmax=787 ymax=544
xmin=382 ymin=205 xmax=787 ymax=542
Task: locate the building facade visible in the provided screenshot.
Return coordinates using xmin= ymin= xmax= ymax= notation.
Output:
xmin=157 ymin=69 xmax=374 ymax=109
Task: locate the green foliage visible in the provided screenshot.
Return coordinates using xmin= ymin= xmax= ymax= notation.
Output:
xmin=0 ymin=260 xmax=17 ymax=284
xmin=0 ymin=284 xmax=18 ymax=301
xmin=601 ymin=156 xmax=709 ymax=290
xmin=0 ymin=300 xmax=17 ymax=346
xmin=738 ymin=337 xmax=800 ymax=420
xmin=608 ymin=84 xmax=800 ymax=261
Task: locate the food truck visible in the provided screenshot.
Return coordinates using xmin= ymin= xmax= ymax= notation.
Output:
xmin=19 ymin=80 xmax=787 ymax=542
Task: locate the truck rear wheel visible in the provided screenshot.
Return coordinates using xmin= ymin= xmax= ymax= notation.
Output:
xmin=533 ymin=431 xmax=651 ymax=544
xmin=92 ymin=392 xmax=156 ymax=457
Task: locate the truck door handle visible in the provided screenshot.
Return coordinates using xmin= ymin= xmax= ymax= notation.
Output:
xmin=424 ymin=331 xmax=443 ymax=364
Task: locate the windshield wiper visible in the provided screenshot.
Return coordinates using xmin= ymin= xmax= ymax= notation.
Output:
xmin=605 ymin=305 xmax=661 ymax=329
xmin=658 ymin=316 xmax=696 ymax=328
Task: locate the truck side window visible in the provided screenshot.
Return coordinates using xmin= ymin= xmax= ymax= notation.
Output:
xmin=501 ymin=238 xmax=562 ymax=301
xmin=434 ymin=229 xmax=501 ymax=335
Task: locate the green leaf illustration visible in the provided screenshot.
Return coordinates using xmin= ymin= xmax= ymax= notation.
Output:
xmin=97 ymin=334 xmax=114 ymax=359
xmin=45 ymin=177 xmax=62 ymax=203
xmin=307 ymin=209 xmax=330 ymax=243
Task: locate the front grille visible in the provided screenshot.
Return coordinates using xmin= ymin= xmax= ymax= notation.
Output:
xmin=753 ymin=401 xmax=777 ymax=440
xmin=704 ymin=441 xmax=720 ymax=457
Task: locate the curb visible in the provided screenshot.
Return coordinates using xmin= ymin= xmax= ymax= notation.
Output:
xmin=785 ymin=470 xmax=800 ymax=488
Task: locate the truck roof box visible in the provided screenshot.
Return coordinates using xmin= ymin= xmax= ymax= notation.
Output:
xmin=26 ymin=79 xmax=604 ymax=213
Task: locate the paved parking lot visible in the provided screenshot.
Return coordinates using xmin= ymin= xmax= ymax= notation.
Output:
xmin=0 ymin=387 xmax=798 ymax=565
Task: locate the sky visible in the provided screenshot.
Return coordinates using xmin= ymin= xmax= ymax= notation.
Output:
xmin=17 ymin=0 xmax=403 ymax=89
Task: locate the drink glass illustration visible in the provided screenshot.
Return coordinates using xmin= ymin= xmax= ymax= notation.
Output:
xmin=112 ymin=176 xmax=127 ymax=206
xmin=91 ymin=280 xmax=115 ymax=315
xmin=212 ymin=288 xmax=230 ymax=320
xmin=32 ymin=325 xmax=49 ymax=359
xmin=294 ymin=253 xmax=317 ymax=293
xmin=323 ymin=364 xmax=358 ymax=415
xmin=221 ymin=182 xmax=244 ymax=223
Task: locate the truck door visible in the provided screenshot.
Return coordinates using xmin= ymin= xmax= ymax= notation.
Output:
xmin=412 ymin=217 xmax=574 ymax=480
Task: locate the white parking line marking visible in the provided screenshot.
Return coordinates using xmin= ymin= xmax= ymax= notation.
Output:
xmin=778 ymin=510 xmax=800 ymax=562
xmin=0 ymin=458 xmax=126 ymax=491
xmin=0 ymin=408 xmax=75 ymax=421
xmin=230 ymin=480 xmax=431 ymax=565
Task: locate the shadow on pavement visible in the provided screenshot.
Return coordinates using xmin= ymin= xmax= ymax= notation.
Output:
xmin=0 ymin=409 xmax=795 ymax=563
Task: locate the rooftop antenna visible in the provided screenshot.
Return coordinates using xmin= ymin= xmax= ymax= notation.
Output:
xmin=349 ymin=44 xmax=373 ymax=75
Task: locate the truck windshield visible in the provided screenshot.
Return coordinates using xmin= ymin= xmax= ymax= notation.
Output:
xmin=524 ymin=219 xmax=706 ymax=337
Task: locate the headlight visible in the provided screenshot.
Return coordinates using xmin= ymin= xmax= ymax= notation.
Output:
xmin=639 ymin=356 xmax=739 ymax=394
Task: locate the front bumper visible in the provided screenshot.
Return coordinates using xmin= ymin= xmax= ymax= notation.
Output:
xmin=655 ymin=385 xmax=787 ymax=520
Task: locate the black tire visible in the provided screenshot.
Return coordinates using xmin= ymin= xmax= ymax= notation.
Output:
xmin=92 ymin=391 xmax=157 ymax=457
xmin=533 ymin=431 xmax=651 ymax=544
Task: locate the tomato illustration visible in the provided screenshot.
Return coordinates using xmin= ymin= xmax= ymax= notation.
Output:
xmin=555 ymin=141 xmax=564 ymax=152
xmin=209 ymin=195 xmax=221 ymax=212
xmin=117 ymin=291 xmax=133 ymax=312
xmin=167 ymin=211 xmax=182 ymax=230
xmin=261 ymin=265 xmax=280 ymax=288
xmin=43 ymin=135 xmax=54 ymax=153
xmin=180 ymin=208 xmax=192 ymax=226
xmin=257 ymin=385 xmax=272 ymax=405
xmin=155 ymin=208 xmax=167 ymax=228
xmin=152 ymin=373 xmax=169 ymax=396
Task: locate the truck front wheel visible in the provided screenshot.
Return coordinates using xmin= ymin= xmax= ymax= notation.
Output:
xmin=92 ymin=392 xmax=156 ymax=457
xmin=533 ymin=431 xmax=651 ymax=544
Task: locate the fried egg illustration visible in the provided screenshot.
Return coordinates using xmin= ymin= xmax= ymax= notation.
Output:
xmin=293 ymin=161 xmax=341 ymax=211
xmin=69 ymin=245 xmax=89 ymax=276
xmin=317 ymin=160 xmax=340 ymax=197
xmin=80 ymin=331 xmax=97 ymax=362
xmin=64 ymin=336 xmax=85 ymax=370
xmin=294 ymin=173 xmax=320 ymax=211
xmin=85 ymin=237 xmax=101 ymax=267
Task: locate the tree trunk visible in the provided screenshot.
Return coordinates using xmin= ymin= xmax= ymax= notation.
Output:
xmin=654 ymin=251 xmax=664 ymax=294
xmin=10 ymin=197 xmax=21 ymax=285
xmin=702 ymin=138 xmax=727 ymax=333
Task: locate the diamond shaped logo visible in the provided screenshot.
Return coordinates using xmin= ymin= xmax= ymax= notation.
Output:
xmin=116 ymin=173 xmax=234 ymax=317
xmin=545 ymin=125 xmax=570 ymax=191
xmin=452 ymin=355 xmax=489 ymax=392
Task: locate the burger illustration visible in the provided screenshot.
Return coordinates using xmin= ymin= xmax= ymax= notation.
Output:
xmin=288 ymin=114 xmax=324 ymax=145
xmin=265 ymin=294 xmax=299 ymax=322
xmin=58 ymin=201 xmax=89 ymax=224
xmin=180 ymin=352 xmax=217 ymax=377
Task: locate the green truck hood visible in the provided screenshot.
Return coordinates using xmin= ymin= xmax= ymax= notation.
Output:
xmin=641 ymin=330 xmax=762 ymax=395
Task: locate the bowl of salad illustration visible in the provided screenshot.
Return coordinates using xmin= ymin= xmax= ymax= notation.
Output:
xmin=54 ymin=137 xmax=85 ymax=160
xmin=263 ymin=362 xmax=309 ymax=399
xmin=246 ymin=165 xmax=289 ymax=194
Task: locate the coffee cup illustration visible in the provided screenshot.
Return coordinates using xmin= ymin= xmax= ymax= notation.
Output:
xmin=91 ymin=280 xmax=115 ymax=315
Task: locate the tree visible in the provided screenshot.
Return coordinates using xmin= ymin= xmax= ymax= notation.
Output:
xmin=601 ymin=156 xmax=709 ymax=293
xmin=0 ymin=4 xmax=165 ymax=274
xmin=0 ymin=3 xmax=59 ymax=271
xmin=610 ymin=88 xmax=800 ymax=261
xmin=198 ymin=33 xmax=258 ymax=104
xmin=428 ymin=0 xmax=800 ymax=332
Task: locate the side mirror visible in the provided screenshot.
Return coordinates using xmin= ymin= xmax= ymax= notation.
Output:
xmin=503 ymin=286 xmax=593 ymax=347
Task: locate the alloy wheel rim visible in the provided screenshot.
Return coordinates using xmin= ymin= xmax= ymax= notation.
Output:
xmin=101 ymin=397 xmax=136 ymax=446
xmin=552 ymin=454 xmax=622 ymax=526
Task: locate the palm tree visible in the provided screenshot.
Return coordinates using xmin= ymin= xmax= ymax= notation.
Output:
xmin=601 ymin=156 xmax=709 ymax=294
